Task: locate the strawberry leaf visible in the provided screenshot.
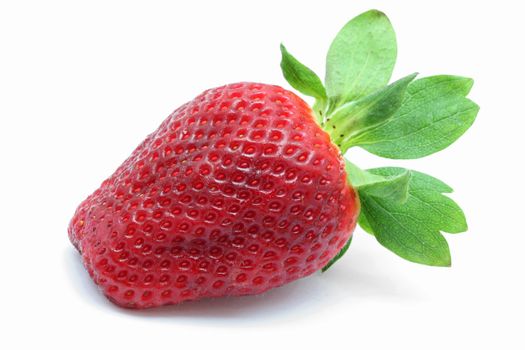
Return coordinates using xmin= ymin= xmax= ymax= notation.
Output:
xmin=345 ymin=160 xmax=411 ymax=204
xmin=326 ymin=73 xmax=416 ymax=153
xmin=321 ymin=161 xmax=412 ymax=271
xmin=357 ymin=211 xmax=374 ymax=235
xmin=280 ymin=44 xmax=327 ymax=123
xmin=325 ymin=10 xmax=397 ymax=106
xmin=349 ymin=75 xmax=479 ymax=159
xmin=321 ymin=236 xmax=352 ymax=272
xmin=358 ymin=168 xmax=468 ymax=267
xmin=280 ymin=44 xmax=327 ymax=101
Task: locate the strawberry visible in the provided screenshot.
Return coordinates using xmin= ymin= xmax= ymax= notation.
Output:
xmin=69 ymin=10 xmax=478 ymax=308
xmin=69 ymin=83 xmax=358 ymax=308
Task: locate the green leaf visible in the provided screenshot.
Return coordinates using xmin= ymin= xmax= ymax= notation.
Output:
xmin=322 ymin=236 xmax=352 ymax=272
xmin=325 ymin=10 xmax=397 ymax=106
xmin=358 ymin=167 xmax=468 ymax=267
xmin=344 ymin=159 xmax=384 ymax=187
xmin=321 ymin=160 xmax=411 ymax=271
xmin=280 ymin=44 xmax=327 ymax=101
xmin=359 ymin=170 xmax=411 ymax=204
xmin=326 ymin=73 xmax=417 ymax=152
xmin=357 ymin=212 xmax=374 ymax=235
xmin=345 ymin=160 xmax=411 ymax=203
xmin=349 ymin=75 xmax=479 ymax=159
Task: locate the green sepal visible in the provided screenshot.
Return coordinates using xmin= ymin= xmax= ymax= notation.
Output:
xmin=358 ymin=168 xmax=468 ymax=267
xmin=321 ymin=160 xmax=412 ymax=270
xmin=325 ymin=9 xmax=397 ymax=106
xmin=280 ymin=44 xmax=326 ymax=100
xmin=326 ymin=73 xmax=417 ymax=153
xmin=345 ymin=160 xmax=411 ymax=203
xmin=350 ymin=75 xmax=479 ymax=159
xmin=321 ymin=236 xmax=353 ymax=272
xmin=280 ymin=44 xmax=327 ymax=123
xmin=357 ymin=212 xmax=374 ymax=235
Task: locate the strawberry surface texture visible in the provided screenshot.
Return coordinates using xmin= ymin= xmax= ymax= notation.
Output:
xmin=69 ymin=83 xmax=359 ymax=308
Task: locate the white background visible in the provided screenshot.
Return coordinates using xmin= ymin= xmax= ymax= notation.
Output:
xmin=1 ymin=0 xmax=524 ymax=349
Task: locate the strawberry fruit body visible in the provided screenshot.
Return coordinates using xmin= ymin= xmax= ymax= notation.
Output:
xmin=69 ymin=83 xmax=359 ymax=308
xmin=69 ymin=10 xmax=478 ymax=309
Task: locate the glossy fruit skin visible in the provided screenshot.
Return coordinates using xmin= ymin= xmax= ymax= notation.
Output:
xmin=68 ymin=82 xmax=359 ymax=308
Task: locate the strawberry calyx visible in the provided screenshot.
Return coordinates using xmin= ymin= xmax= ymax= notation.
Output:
xmin=280 ymin=9 xmax=479 ymax=270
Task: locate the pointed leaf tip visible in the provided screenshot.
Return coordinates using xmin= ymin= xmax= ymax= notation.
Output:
xmin=366 ymin=9 xmax=388 ymax=18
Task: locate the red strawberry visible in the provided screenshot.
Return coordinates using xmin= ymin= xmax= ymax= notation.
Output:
xmin=69 ymin=83 xmax=359 ymax=308
xmin=69 ymin=10 xmax=477 ymax=309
